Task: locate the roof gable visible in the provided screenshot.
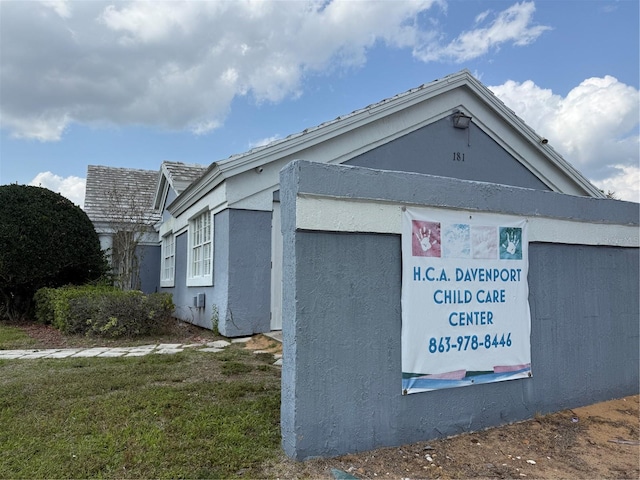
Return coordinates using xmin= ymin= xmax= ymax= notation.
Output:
xmin=169 ymin=70 xmax=603 ymax=216
xmin=153 ymin=161 xmax=208 ymax=211
xmin=84 ymin=165 xmax=161 ymax=226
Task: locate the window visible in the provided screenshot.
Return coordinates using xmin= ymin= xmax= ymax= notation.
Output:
xmin=188 ymin=211 xmax=213 ymax=285
xmin=161 ymin=233 xmax=175 ymax=287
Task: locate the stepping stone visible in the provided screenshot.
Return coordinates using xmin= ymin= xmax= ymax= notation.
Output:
xmin=125 ymin=351 xmax=151 ymax=357
xmin=71 ymin=348 xmax=111 ymax=357
xmin=46 ymin=349 xmax=81 ymax=358
xmin=0 ymin=350 xmax=34 ymax=360
xmin=200 ymin=347 xmax=225 ymax=353
xmin=157 ymin=343 xmax=182 ymax=349
xmin=156 ymin=349 xmax=183 ymax=355
xmin=126 ymin=347 xmax=156 ymax=353
xmin=207 ymin=340 xmax=231 ymax=348
xmin=98 ymin=349 xmax=128 ymax=357
xmin=21 ymin=350 xmax=60 ymax=359
xmin=231 ymin=337 xmax=251 ymax=343
xmin=273 ymin=358 xmax=283 ymax=366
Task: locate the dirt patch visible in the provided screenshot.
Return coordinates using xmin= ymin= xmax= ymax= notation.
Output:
xmin=243 ymin=334 xmax=283 ymax=355
xmin=264 ymin=395 xmax=639 ymax=479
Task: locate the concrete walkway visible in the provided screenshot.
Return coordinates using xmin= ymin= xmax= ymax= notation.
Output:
xmin=0 ymin=335 xmax=283 ymax=363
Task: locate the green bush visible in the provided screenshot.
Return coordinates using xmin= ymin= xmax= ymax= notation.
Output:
xmin=34 ymin=286 xmax=174 ymax=338
xmin=34 ymin=285 xmax=117 ymax=332
xmin=33 ymin=288 xmax=56 ymax=326
xmin=0 ymin=185 xmax=107 ymax=321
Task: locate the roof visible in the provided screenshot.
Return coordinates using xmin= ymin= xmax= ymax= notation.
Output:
xmin=162 ymin=161 xmax=208 ymax=192
xmin=168 ymin=70 xmax=604 ymax=216
xmin=152 ymin=161 xmax=208 ymax=210
xmin=84 ymin=165 xmax=161 ymax=226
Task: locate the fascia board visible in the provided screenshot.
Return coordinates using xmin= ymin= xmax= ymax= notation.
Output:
xmin=152 ymin=169 xmax=170 ymax=210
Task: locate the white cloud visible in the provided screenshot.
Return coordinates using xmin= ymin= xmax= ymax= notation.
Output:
xmin=414 ymin=1 xmax=550 ymax=62
xmin=1 ymin=0 xmax=550 ymax=142
xmin=40 ymin=0 xmax=72 ymax=19
xmin=29 ymin=172 xmax=86 ymax=208
xmin=591 ymin=165 xmax=640 ymax=203
xmin=490 ymin=77 xmax=640 ymax=202
xmin=249 ymin=135 xmax=282 ymax=149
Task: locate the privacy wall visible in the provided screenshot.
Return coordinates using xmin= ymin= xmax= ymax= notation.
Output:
xmin=280 ymin=160 xmax=639 ymax=460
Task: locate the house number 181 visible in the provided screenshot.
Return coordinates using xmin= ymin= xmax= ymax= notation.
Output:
xmin=453 ymin=152 xmax=465 ymax=161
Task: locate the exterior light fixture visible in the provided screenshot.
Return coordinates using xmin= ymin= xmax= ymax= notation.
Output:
xmin=452 ymin=111 xmax=472 ymax=129
xmin=540 ymin=138 xmax=549 ymax=145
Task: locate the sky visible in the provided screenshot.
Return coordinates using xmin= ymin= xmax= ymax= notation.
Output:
xmin=0 ymin=0 xmax=638 ymax=206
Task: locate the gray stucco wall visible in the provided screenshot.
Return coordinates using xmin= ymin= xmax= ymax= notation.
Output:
xmin=345 ymin=118 xmax=551 ymax=190
xmin=222 ymin=209 xmax=272 ymax=337
xmin=163 ymin=209 xmax=271 ymax=336
xmin=137 ymin=244 xmax=160 ymax=294
xmin=163 ymin=213 xmax=229 ymax=330
xmin=280 ymin=160 xmax=639 ymax=460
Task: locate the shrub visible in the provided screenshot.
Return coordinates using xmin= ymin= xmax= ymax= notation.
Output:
xmin=33 ymin=288 xmax=56 ymax=326
xmin=0 ymin=185 xmax=107 ymax=321
xmin=34 ymin=286 xmax=174 ymax=338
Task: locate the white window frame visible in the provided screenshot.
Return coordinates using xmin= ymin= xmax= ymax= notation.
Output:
xmin=160 ymin=233 xmax=175 ymax=287
xmin=187 ymin=210 xmax=213 ymax=287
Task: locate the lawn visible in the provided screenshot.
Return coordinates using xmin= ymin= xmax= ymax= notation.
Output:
xmin=0 ymin=325 xmax=282 ymax=479
xmin=0 ymin=323 xmax=37 ymax=349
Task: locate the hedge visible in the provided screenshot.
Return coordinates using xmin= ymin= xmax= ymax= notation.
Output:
xmin=35 ymin=285 xmax=174 ymax=338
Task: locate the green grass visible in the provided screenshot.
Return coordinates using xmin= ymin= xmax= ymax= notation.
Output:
xmin=0 ymin=347 xmax=282 ymax=479
xmin=0 ymin=324 xmax=36 ymax=349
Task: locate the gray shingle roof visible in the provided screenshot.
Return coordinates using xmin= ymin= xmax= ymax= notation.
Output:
xmin=84 ymin=165 xmax=161 ymax=225
xmin=162 ymin=161 xmax=208 ymax=194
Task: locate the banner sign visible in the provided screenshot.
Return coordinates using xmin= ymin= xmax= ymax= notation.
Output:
xmin=401 ymin=207 xmax=531 ymax=394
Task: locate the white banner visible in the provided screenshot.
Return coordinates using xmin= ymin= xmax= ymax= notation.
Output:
xmin=401 ymin=207 xmax=531 ymax=394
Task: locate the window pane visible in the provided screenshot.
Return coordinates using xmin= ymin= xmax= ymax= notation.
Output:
xmin=190 ymin=211 xmax=213 ymax=280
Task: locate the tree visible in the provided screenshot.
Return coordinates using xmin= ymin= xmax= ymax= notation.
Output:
xmin=104 ymin=183 xmax=155 ymax=291
xmin=0 ymin=185 xmax=107 ymax=321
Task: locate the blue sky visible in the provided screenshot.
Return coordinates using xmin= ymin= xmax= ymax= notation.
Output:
xmin=1 ymin=0 xmax=638 ymax=205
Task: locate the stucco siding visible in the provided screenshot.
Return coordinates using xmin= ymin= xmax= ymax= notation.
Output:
xmin=163 ymin=209 xmax=271 ymax=335
xmin=345 ymin=118 xmax=551 ymax=190
xmin=280 ymin=160 xmax=639 ymax=460
xmin=163 ymin=224 xmax=227 ymax=331
xmin=137 ymin=244 xmax=160 ymax=294
xmin=222 ymin=209 xmax=272 ymax=336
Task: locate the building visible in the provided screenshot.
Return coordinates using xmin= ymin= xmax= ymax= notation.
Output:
xmin=84 ymin=165 xmax=162 ymax=293
xmin=153 ymin=70 xmax=603 ymax=337
xmin=85 ymin=161 xmax=206 ymax=294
